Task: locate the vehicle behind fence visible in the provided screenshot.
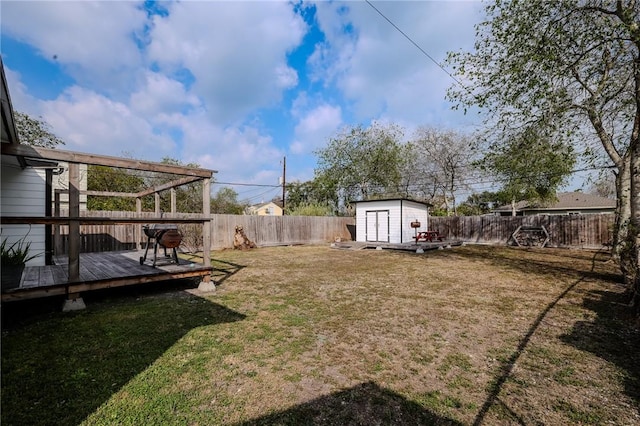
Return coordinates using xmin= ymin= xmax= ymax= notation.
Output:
xmin=54 ymin=211 xmax=614 ymax=254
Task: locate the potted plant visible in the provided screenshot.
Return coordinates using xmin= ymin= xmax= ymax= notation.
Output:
xmin=1 ymin=236 xmax=41 ymax=290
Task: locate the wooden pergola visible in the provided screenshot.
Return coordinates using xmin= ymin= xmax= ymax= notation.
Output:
xmin=1 ymin=143 xmax=217 ymax=306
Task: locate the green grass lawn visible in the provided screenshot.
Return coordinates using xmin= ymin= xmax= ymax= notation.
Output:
xmin=2 ymin=245 xmax=639 ymax=425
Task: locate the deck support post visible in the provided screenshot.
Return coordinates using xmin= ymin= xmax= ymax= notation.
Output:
xmin=201 ymin=177 xmax=212 ymax=287
xmin=68 ymin=163 xmax=80 ymax=283
xmin=198 ymin=280 xmax=216 ymax=292
xmin=62 ymin=292 xmax=86 ymax=311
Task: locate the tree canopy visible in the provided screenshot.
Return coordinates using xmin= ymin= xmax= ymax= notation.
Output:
xmin=88 ymin=157 xmax=207 ymax=213
xmin=314 ymin=122 xmax=403 ymax=205
xmin=15 ymin=111 xmax=64 ymax=148
xmin=446 ymin=0 xmax=640 ymax=303
xmin=313 ymin=123 xmax=478 ymax=214
xmin=409 ymin=127 xmax=474 ymax=215
xmin=286 ymin=178 xmax=339 ymax=216
xmin=87 ymin=165 xmax=145 ymax=211
xmin=211 ymin=187 xmax=246 ymax=214
xmin=479 ymin=124 xmax=577 ymax=215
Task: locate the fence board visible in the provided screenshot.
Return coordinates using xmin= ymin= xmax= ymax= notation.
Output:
xmin=429 ymin=214 xmax=614 ymax=249
xmin=56 ymin=211 xmax=355 ymax=253
xmin=55 ymin=211 xmax=613 ymax=254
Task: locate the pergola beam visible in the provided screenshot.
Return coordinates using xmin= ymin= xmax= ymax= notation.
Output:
xmin=1 ymin=144 xmax=216 ymax=178
xmin=136 ymin=175 xmax=203 ymax=197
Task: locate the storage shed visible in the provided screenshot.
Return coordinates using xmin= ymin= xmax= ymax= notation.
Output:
xmin=353 ymin=198 xmax=430 ymax=244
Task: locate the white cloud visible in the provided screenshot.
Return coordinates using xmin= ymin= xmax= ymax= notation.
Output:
xmin=311 ymin=1 xmax=484 ymax=126
xmin=147 ymin=1 xmax=306 ymax=123
xmin=1 ymin=1 xmax=147 ymax=90
xmin=1 ymin=0 xmax=486 ymax=191
xmin=3 ymin=67 xmax=38 ymax=117
xmin=291 ymin=103 xmax=342 ymax=154
xmin=40 ymin=86 xmax=176 ymax=159
xmin=162 ymin=110 xmax=284 ymax=186
xmin=130 ymin=71 xmax=200 ymax=117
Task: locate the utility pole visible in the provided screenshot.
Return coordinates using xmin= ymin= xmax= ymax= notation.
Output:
xmin=281 ymin=156 xmax=286 ymax=215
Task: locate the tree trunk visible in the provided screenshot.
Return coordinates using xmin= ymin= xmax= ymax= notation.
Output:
xmin=613 ymin=154 xmax=638 ymax=306
xmin=613 ymin=155 xmax=632 ymax=260
xmin=630 ymin=122 xmax=640 ymax=312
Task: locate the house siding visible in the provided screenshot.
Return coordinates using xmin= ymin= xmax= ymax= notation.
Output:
xmin=1 ymin=162 xmax=46 ymax=266
xmin=248 ymin=202 xmax=283 ymax=216
xmin=355 ymin=199 xmax=429 ymax=244
xmin=53 ymin=163 xmax=88 ymax=211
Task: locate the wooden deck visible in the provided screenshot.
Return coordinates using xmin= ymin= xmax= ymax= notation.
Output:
xmin=331 ymin=240 xmax=464 ymax=252
xmin=1 ymin=251 xmax=212 ymax=302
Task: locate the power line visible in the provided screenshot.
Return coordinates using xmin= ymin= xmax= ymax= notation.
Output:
xmin=213 ymin=181 xmax=280 ymax=188
xmin=243 ymin=187 xmax=279 ymax=204
xmin=364 ymin=0 xmax=467 ymax=89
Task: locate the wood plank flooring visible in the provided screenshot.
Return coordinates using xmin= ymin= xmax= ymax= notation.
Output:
xmin=2 ymin=250 xmax=212 ymax=302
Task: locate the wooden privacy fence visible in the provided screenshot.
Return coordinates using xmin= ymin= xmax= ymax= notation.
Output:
xmin=56 ymin=210 xmax=355 ymax=253
xmin=55 ymin=211 xmax=614 ymax=253
xmin=429 ymin=214 xmax=615 ymax=249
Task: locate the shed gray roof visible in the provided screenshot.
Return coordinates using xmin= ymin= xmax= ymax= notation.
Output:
xmin=351 ymin=197 xmax=432 ymax=207
xmin=493 ymin=192 xmax=616 ymax=212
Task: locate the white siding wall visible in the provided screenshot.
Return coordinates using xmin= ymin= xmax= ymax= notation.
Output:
xmin=1 ymin=162 xmax=46 ymax=266
xmin=53 ymin=163 xmax=87 ymax=210
xmin=401 ymin=201 xmax=429 ymax=243
xmin=355 ymin=200 xmax=429 ymax=244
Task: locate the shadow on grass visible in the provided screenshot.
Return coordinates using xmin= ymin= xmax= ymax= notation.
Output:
xmin=470 ymin=274 xmax=586 ymax=425
xmin=431 ymin=246 xmax=623 ymax=284
xmin=560 ymin=289 xmax=640 ymax=409
xmin=235 ymin=381 xmax=462 ymax=426
xmin=1 ymin=283 xmax=245 ymax=426
xmin=210 ymin=257 xmax=246 ymax=285
xmin=426 ymin=247 xmax=627 ymax=425
xmin=181 ymin=252 xmax=246 ymax=285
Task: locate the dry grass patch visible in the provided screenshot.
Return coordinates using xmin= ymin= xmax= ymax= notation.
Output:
xmin=2 ymin=245 xmax=639 ymax=425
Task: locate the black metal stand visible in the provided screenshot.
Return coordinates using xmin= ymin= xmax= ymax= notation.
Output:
xmin=139 ymin=226 xmax=180 ymax=266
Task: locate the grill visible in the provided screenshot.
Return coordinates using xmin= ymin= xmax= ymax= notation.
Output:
xmin=140 ymin=224 xmax=182 ymax=266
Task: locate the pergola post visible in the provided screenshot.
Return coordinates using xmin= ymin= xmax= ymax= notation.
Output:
xmin=136 ymin=197 xmax=142 ymax=249
xmin=68 ymin=163 xmax=80 ymax=282
xmin=54 ymin=191 xmax=62 ymax=256
xmin=154 ymin=192 xmax=161 ymax=216
xmin=198 ymin=176 xmax=214 ymax=291
xmin=63 ymin=162 xmax=85 ymax=311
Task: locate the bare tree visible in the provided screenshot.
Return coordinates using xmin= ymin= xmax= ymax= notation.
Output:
xmin=410 ymin=128 xmax=474 ymax=215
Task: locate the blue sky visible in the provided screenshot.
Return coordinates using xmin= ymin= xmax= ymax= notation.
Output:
xmin=2 ymin=1 xmax=492 ymax=203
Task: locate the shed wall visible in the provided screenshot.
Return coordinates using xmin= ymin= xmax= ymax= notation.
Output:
xmin=355 ymin=200 xmax=429 ymax=244
xmin=401 ymin=202 xmax=429 ymax=243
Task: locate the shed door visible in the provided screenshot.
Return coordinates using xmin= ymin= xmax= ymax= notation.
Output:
xmin=366 ymin=210 xmax=390 ymax=242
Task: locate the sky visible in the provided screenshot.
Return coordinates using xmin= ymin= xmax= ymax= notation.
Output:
xmin=2 ymin=0 xmax=496 ymax=204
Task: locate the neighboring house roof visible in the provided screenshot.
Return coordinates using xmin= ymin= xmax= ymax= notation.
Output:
xmin=493 ymin=192 xmax=616 ymax=213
